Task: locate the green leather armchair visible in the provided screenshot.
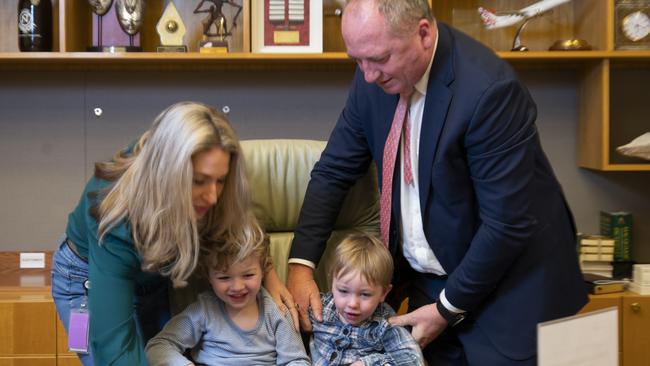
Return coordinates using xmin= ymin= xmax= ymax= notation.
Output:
xmin=241 ymin=139 xmax=379 ymax=289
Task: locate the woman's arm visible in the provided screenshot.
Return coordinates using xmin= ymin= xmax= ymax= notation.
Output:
xmin=88 ymin=234 xmax=148 ymax=365
xmin=264 ymin=259 xmax=299 ymax=329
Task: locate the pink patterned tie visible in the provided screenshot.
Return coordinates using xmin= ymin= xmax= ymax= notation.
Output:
xmin=380 ymin=95 xmax=411 ymax=246
xmin=403 ymin=116 xmax=414 ymax=185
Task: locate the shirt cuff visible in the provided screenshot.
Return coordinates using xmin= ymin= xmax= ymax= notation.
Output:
xmin=439 ymin=289 xmax=465 ymax=313
xmin=287 ymin=258 xmax=316 ymax=269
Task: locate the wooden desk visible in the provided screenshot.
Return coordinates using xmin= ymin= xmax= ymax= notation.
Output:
xmin=580 ymin=291 xmax=650 ymax=366
xmin=0 ymin=252 xmax=81 ymax=366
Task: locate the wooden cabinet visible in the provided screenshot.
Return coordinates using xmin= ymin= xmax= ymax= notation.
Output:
xmin=0 ymin=256 xmax=81 ymax=366
xmin=622 ymin=294 xmax=650 ymax=366
xmin=581 ymin=291 xmax=650 ymax=365
xmin=0 ymin=292 xmax=81 ymax=366
xmin=0 ymin=292 xmax=56 ymax=366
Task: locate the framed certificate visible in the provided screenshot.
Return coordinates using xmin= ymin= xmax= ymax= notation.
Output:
xmin=252 ymin=0 xmax=323 ymax=53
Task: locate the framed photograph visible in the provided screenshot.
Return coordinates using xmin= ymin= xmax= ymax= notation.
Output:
xmin=252 ymin=0 xmax=323 ymax=53
xmin=175 ymin=0 xmax=250 ymax=52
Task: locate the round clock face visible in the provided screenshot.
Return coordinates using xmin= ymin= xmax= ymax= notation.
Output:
xmin=622 ymin=11 xmax=650 ymax=42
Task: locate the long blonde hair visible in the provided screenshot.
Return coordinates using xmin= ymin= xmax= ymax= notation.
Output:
xmin=95 ymin=101 xmax=252 ymax=287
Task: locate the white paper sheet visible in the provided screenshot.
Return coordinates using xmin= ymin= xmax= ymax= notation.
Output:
xmin=538 ymin=307 xmax=618 ymax=366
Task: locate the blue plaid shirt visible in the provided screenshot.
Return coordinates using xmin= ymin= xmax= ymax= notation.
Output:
xmin=309 ymin=293 xmax=424 ymax=366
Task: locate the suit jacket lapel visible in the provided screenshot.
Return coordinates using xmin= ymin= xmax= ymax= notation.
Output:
xmin=419 ymin=22 xmax=455 ymax=212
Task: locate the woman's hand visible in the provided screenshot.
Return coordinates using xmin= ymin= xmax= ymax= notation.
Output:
xmin=264 ymin=266 xmax=299 ymax=330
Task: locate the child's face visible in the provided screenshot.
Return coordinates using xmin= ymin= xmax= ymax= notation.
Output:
xmin=208 ymin=255 xmax=263 ymax=312
xmin=331 ymin=270 xmax=390 ymax=326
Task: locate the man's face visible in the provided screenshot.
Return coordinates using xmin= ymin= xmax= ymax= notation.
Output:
xmin=341 ymin=1 xmax=433 ymax=95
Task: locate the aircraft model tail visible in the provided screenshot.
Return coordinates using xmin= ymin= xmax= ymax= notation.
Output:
xmin=478 ymin=7 xmax=524 ymax=29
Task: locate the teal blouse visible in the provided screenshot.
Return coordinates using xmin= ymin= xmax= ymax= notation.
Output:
xmin=66 ymin=175 xmax=165 ymax=365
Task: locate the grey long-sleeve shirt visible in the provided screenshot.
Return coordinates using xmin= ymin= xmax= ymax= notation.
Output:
xmin=145 ymin=288 xmax=310 ymax=366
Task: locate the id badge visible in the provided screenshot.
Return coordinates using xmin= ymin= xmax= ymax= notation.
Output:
xmin=68 ymin=308 xmax=90 ymax=353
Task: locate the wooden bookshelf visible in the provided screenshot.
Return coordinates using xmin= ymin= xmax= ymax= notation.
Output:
xmin=0 ymin=0 xmax=648 ymax=169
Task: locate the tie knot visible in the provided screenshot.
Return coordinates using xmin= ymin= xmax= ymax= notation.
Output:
xmin=400 ymin=89 xmax=415 ymax=101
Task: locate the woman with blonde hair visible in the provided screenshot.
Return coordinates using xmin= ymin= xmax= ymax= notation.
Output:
xmin=51 ymin=101 xmax=295 ymax=366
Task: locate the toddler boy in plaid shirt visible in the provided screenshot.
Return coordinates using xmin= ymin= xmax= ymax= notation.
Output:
xmin=309 ymin=232 xmax=424 ymax=366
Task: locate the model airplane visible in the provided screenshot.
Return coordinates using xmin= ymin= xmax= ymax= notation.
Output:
xmin=479 ymin=0 xmax=571 ymax=29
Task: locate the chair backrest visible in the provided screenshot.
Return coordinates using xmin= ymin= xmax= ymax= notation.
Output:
xmin=241 ymin=139 xmax=379 ymax=289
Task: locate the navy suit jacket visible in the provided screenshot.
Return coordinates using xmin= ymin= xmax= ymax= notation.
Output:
xmin=290 ymin=23 xmax=588 ymax=359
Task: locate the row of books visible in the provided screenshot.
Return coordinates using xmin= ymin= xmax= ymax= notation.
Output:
xmin=579 ymin=211 xmax=633 ymax=279
xmin=579 ymin=235 xmax=615 ymax=278
xmin=580 ymin=212 xmax=638 ymax=295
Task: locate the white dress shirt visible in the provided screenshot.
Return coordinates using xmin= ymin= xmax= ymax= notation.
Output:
xmin=400 ymin=31 xmax=463 ymax=313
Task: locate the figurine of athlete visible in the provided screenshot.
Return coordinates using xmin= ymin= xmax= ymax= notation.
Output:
xmin=194 ymin=0 xmax=242 ymax=41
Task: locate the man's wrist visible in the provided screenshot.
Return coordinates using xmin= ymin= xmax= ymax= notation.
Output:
xmin=288 ymin=262 xmax=316 ymax=279
xmin=287 ymin=258 xmax=316 ymax=270
xmin=436 ymin=300 xmax=465 ymax=327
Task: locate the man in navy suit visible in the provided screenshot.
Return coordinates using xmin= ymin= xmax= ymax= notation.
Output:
xmin=287 ymin=0 xmax=588 ymax=364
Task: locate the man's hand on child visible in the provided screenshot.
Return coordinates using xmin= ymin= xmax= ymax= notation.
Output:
xmin=388 ymin=303 xmax=447 ymax=348
xmin=287 ymin=263 xmax=323 ymax=332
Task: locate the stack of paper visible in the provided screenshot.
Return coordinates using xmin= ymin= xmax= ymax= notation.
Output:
xmin=579 ymin=235 xmax=614 ymax=278
xmin=630 ymin=264 xmax=650 ymax=295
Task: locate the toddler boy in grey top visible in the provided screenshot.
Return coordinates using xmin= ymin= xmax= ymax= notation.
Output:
xmin=146 ymin=235 xmax=309 ymax=366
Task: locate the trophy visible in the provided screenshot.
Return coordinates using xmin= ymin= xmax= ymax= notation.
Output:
xmin=156 ymin=1 xmax=188 ymax=52
xmin=115 ymin=0 xmax=144 ymax=51
xmin=194 ymin=0 xmax=243 ymax=53
xmin=87 ymin=0 xmax=114 ymax=51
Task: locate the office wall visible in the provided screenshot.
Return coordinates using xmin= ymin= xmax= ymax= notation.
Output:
xmin=1 ymin=69 xmax=649 ymax=262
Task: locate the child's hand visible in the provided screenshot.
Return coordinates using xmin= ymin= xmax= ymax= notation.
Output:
xmin=350 ymin=361 xmax=363 ymax=366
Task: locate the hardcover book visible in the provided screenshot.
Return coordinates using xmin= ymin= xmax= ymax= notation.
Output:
xmin=583 ymin=273 xmax=626 ymax=295
xmin=600 ymin=211 xmax=632 ymax=261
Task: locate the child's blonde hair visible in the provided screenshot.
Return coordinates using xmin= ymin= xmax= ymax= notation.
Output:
xmin=201 ymin=223 xmax=271 ymax=275
xmin=328 ymin=232 xmax=393 ymax=288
